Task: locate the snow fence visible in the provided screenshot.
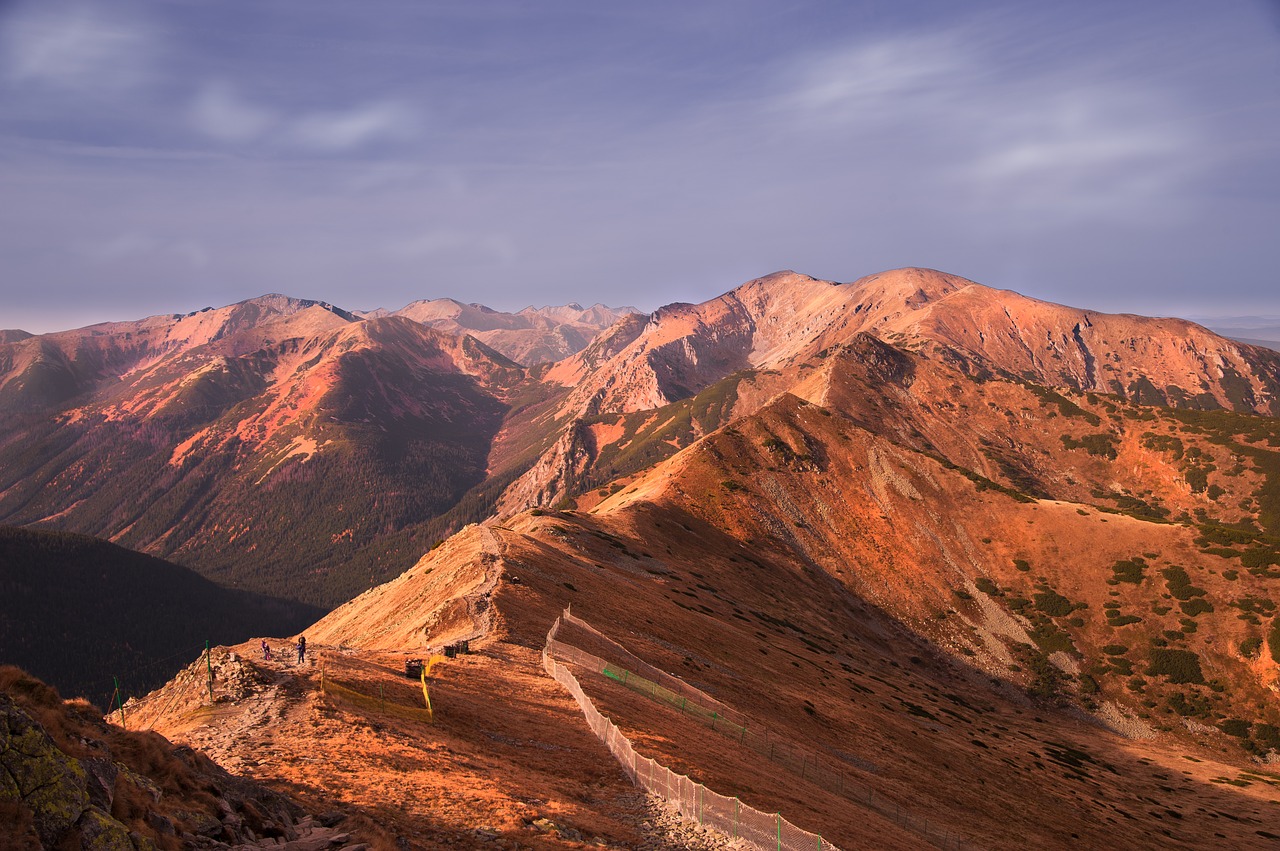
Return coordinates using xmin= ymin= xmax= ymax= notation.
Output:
xmin=542 ymin=612 xmax=840 ymax=851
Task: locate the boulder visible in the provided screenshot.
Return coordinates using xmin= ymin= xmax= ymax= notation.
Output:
xmin=0 ymin=694 xmax=90 ymax=846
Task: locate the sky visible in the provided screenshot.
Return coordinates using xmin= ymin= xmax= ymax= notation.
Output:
xmin=1 ymin=0 xmax=1278 ymax=334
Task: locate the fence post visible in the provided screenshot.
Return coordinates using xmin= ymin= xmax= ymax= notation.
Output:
xmin=776 ymin=813 xmax=782 ymax=851
xmin=112 ymin=677 xmax=126 ymax=729
xmin=734 ymin=798 xmax=739 ymax=839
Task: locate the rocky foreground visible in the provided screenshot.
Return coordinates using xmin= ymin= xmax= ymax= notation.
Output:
xmin=0 ymin=666 xmax=363 ymax=850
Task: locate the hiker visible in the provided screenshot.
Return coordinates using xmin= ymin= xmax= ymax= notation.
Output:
xmin=261 ymin=640 xmax=272 ymax=661
xmin=297 ymin=635 xmax=306 ymax=665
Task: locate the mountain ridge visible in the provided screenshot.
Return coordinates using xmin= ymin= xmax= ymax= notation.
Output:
xmin=7 ymin=265 xmax=1280 ymax=849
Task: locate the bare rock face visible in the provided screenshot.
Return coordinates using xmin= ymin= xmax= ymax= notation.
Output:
xmin=1 ymin=693 xmax=98 ymax=848
xmin=1 ymin=668 xmax=355 ymax=851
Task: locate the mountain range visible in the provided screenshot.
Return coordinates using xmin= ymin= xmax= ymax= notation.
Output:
xmin=4 ymin=268 xmax=1274 ymax=609
xmin=4 ymin=267 xmax=1280 ymax=849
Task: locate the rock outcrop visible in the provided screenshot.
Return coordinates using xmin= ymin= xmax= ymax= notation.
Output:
xmin=0 ymin=668 xmax=363 ymax=850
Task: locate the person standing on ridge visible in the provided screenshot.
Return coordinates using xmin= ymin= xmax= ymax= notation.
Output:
xmin=262 ymin=639 xmax=272 ymax=661
xmin=296 ymin=635 xmax=306 ymax=665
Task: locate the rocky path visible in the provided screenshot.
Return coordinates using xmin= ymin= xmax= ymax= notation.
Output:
xmin=444 ymin=523 xmax=506 ymax=647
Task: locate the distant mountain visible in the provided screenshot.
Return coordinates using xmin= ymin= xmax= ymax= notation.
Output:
xmin=0 ymin=297 xmax=534 ymax=606
xmin=0 ymin=295 xmax=358 ymax=411
xmin=1231 ymin=337 xmax=1280 ymax=353
xmin=543 ymin=268 xmax=1280 ymax=419
xmin=0 ymin=526 xmax=321 ymax=708
xmin=504 ymin=268 xmax=1280 ymax=512
xmin=1201 ymin=321 xmax=1280 ymax=354
xmin=363 ymin=299 xmax=638 ymax=365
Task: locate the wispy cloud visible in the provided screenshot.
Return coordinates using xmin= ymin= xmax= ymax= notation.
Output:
xmin=287 ymin=101 xmax=419 ymax=152
xmin=961 ymin=87 xmax=1190 ymax=219
xmin=783 ymin=31 xmax=977 ymax=122
xmin=187 ymin=81 xmax=420 ymax=153
xmin=189 ymin=82 xmax=276 ymax=144
xmin=1 ymin=3 xmax=155 ymax=93
xmin=776 ymin=22 xmax=1200 ymax=223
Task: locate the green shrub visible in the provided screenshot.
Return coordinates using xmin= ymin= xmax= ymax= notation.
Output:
xmin=1220 ymin=719 xmax=1252 ymax=738
xmin=1073 ymin=433 xmax=1119 ymax=459
xmin=1029 ymin=623 xmax=1076 ymax=655
xmin=1242 ymin=549 xmax=1278 ymax=569
xmin=1255 ymin=723 xmax=1280 ymax=751
xmin=1147 ymin=649 xmax=1205 ymax=684
xmin=1240 ymin=636 xmax=1263 ymax=658
xmin=1168 ymin=691 xmax=1212 ymax=718
xmin=1141 ymin=433 xmax=1184 ymax=459
xmin=1013 ymin=558 xmax=1031 ymax=572
xmin=1034 ymin=589 xmax=1075 ymax=618
xmin=975 ymin=577 xmax=1000 ymax=595
xmin=1110 ymin=558 xmax=1146 ymax=584
xmin=1179 ymin=598 xmax=1214 ymax=617
xmin=1162 ymin=565 xmax=1207 ymax=601
xmin=1102 ymin=644 xmax=1129 ymax=656
xmin=1110 ymin=657 xmax=1134 ymax=675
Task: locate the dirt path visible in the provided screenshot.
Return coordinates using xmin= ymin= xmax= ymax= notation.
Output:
xmin=127 ymin=633 xmax=745 ymax=850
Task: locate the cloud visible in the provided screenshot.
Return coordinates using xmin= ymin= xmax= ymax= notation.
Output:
xmin=775 ymin=22 xmax=1199 ymax=223
xmin=189 ymin=82 xmax=277 ymax=144
xmin=287 ymin=100 xmax=419 ymax=152
xmin=956 ymin=85 xmax=1197 ymax=222
xmin=187 ymin=81 xmax=419 ymax=153
xmin=784 ymin=31 xmax=975 ymax=121
xmin=1 ymin=3 xmax=154 ymax=93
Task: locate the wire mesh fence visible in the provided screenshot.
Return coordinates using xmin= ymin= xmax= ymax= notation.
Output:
xmin=546 ymin=610 xmax=970 ymax=850
xmin=559 ymin=610 xmax=749 ymax=727
xmin=544 ymin=615 xmax=841 ymax=851
xmin=317 ymin=653 xmax=436 ymax=723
